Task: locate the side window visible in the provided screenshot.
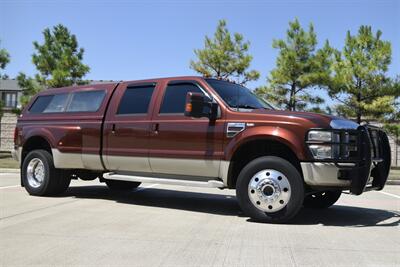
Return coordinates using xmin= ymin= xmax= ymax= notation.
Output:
xmin=43 ymin=94 xmax=69 ymax=113
xmin=159 ymin=83 xmax=203 ymax=114
xmin=67 ymin=90 xmax=106 ymax=112
xmin=29 ymin=95 xmax=54 ymax=113
xmin=29 ymin=94 xmax=69 ymax=113
xmin=117 ymin=85 xmax=155 ymax=115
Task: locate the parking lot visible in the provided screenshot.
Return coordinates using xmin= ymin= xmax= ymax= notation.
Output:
xmin=0 ymin=172 xmax=399 ymax=267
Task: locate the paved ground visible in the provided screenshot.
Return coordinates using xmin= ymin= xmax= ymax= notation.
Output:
xmin=0 ymin=173 xmax=399 ymax=267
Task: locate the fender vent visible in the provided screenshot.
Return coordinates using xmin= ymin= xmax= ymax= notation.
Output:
xmin=227 ymin=122 xmax=246 ymax=138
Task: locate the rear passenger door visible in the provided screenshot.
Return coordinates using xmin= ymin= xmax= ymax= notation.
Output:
xmin=103 ymin=82 xmax=157 ymax=173
xmin=148 ymin=80 xmax=225 ymax=178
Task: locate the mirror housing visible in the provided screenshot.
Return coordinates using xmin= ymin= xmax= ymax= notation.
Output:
xmin=184 ymin=92 xmax=218 ymax=120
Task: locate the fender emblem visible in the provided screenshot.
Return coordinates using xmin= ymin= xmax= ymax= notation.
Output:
xmin=227 ymin=122 xmax=246 ymax=138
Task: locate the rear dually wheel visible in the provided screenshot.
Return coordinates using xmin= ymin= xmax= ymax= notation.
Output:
xmin=22 ymin=149 xmax=71 ymax=196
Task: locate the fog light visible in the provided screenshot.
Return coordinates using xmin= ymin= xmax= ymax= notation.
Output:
xmin=309 ymin=145 xmax=332 ymax=159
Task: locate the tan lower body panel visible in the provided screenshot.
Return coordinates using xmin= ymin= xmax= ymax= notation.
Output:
xmin=51 ymin=149 xmax=231 ymax=186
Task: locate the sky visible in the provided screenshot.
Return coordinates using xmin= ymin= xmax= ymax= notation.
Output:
xmin=1 ymin=0 xmax=399 ymax=106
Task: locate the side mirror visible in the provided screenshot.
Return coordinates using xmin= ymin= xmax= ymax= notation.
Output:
xmin=184 ymin=92 xmax=218 ymax=120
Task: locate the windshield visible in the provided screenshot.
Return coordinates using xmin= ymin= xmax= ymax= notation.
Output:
xmin=205 ymin=79 xmax=274 ymax=110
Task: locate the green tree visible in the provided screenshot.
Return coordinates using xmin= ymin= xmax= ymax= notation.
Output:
xmin=0 ymin=40 xmax=10 ymax=79
xmin=190 ymin=20 xmax=259 ymax=85
xmin=327 ymin=26 xmax=399 ymax=123
xmin=17 ymin=24 xmax=90 ymax=107
xmin=256 ymin=19 xmax=333 ymax=111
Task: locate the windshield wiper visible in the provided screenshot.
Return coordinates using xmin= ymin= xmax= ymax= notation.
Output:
xmin=233 ymin=105 xmax=261 ymax=109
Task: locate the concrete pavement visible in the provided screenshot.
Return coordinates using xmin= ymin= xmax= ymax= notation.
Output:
xmin=0 ymin=172 xmax=399 ymax=266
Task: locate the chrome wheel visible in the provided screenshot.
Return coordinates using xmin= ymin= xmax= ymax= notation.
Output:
xmin=26 ymin=158 xmax=45 ymax=188
xmin=248 ymin=169 xmax=291 ymax=213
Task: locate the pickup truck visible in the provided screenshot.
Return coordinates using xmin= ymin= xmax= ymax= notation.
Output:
xmin=12 ymin=76 xmax=391 ymax=223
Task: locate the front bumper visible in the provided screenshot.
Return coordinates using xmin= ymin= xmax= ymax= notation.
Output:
xmin=302 ymin=126 xmax=391 ymax=195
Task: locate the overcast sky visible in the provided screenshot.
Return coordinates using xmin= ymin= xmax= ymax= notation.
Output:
xmin=1 ymin=0 xmax=399 ymax=106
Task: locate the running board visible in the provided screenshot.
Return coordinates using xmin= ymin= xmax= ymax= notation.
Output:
xmin=103 ymin=172 xmax=225 ymax=188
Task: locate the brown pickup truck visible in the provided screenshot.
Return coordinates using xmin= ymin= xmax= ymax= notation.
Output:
xmin=12 ymin=76 xmax=391 ymax=223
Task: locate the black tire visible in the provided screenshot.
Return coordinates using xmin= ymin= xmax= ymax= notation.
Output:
xmin=236 ymin=156 xmax=304 ymax=223
xmin=105 ymin=180 xmax=141 ymax=191
xmin=303 ymin=190 xmax=342 ymax=209
xmin=21 ymin=149 xmax=71 ymax=196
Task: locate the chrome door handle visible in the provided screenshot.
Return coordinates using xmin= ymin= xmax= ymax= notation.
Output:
xmin=152 ymin=123 xmax=159 ymax=135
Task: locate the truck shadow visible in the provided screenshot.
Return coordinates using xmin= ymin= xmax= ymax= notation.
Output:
xmin=64 ymin=185 xmax=399 ymax=227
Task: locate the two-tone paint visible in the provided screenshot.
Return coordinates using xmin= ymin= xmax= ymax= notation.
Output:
xmin=14 ymin=76 xmax=345 ymax=188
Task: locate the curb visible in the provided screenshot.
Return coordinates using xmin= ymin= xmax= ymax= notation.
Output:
xmin=0 ymin=168 xmax=20 ymax=173
xmin=386 ymin=180 xmax=400 ymax=185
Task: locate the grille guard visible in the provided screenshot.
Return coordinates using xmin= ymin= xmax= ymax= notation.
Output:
xmin=305 ymin=125 xmax=391 ymax=195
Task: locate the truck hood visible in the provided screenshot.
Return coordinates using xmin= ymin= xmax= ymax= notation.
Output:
xmin=245 ymin=109 xmax=359 ymax=129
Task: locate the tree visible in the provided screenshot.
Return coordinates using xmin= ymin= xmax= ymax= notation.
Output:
xmin=256 ymin=19 xmax=333 ymax=111
xmin=327 ymin=26 xmax=399 ymax=123
xmin=0 ymin=40 xmax=10 ymax=79
xmin=190 ymin=20 xmax=259 ymax=85
xmin=17 ymin=24 xmax=90 ymax=107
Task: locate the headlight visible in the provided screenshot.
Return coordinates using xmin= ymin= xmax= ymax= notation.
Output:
xmin=306 ymin=130 xmax=340 ymax=159
xmin=306 ymin=129 xmax=358 ymax=160
xmin=308 ymin=131 xmax=333 ymax=142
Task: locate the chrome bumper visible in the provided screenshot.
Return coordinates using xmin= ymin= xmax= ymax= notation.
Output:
xmin=301 ymin=162 xmax=351 ymax=187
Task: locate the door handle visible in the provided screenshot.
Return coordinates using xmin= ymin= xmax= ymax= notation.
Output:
xmin=152 ymin=123 xmax=159 ymax=135
xmin=111 ymin=124 xmax=116 ymax=134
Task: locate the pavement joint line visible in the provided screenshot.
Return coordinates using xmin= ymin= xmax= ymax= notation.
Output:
xmin=0 ymin=185 xmax=20 ymax=189
xmin=377 ymin=191 xmax=400 ymax=199
xmin=0 ymin=199 xmax=81 ymax=220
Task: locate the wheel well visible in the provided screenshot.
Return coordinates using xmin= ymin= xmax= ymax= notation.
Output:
xmin=227 ymin=139 xmax=302 ymax=189
xmin=22 ymin=136 xmax=52 ymax=164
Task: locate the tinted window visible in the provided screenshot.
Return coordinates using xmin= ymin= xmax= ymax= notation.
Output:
xmin=160 ymin=83 xmax=203 ymax=114
xmin=67 ymin=90 xmax=106 ymax=112
xmin=29 ymin=94 xmax=69 ymax=113
xmin=206 ymin=79 xmax=274 ymax=110
xmin=43 ymin=94 xmax=69 ymax=113
xmin=117 ymin=85 xmax=155 ymax=114
xmin=29 ymin=95 xmax=54 ymax=113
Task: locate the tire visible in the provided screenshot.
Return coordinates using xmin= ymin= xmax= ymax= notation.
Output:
xmin=303 ymin=190 xmax=342 ymax=209
xmin=21 ymin=149 xmax=71 ymax=196
xmin=105 ymin=180 xmax=141 ymax=191
xmin=236 ymin=156 xmax=304 ymax=223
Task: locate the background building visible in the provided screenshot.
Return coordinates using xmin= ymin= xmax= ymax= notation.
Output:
xmin=0 ymin=79 xmax=398 ymax=166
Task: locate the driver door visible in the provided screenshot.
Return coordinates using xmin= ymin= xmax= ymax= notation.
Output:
xmin=148 ymin=80 xmax=225 ymax=178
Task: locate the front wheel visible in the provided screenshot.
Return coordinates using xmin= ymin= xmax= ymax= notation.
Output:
xmin=236 ymin=156 xmax=304 ymax=223
xmin=303 ymin=190 xmax=342 ymax=209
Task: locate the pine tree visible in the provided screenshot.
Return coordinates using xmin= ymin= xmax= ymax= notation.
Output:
xmin=190 ymin=20 xmax=259 ymax=85
xmin=328 ymin=26 xmax=399 ymax=123
xmin=256 ymin=19 xmax=333 ymax=111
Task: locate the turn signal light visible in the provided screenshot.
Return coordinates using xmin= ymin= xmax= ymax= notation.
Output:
xmin=185 ymin=103 xmax=192 ymax=113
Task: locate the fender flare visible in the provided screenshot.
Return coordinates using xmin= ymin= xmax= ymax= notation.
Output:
xmin=225 ymin=126 xmax=307 ymax=161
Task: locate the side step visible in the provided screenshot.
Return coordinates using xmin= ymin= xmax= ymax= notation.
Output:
xmin=103 ymin=172 xmax=225 ymax=189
